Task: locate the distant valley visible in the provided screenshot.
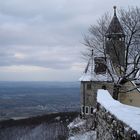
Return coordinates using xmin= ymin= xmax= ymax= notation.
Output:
xmin=0 ymin=81 xmax=80 ymax=120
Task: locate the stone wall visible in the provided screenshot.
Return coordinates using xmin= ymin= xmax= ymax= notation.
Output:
xmin=96 ymin=103 xmax=140 ymax=140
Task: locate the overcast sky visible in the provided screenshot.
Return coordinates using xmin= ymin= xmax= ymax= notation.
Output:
xmin=0 ymin=0 xmax=139 ymax=81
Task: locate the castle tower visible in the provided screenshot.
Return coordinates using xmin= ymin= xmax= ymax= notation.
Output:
xmin=105 ymin=6 xmax=125 ymax=67
xmin=79 ymin=50 xmax=114 ymax=118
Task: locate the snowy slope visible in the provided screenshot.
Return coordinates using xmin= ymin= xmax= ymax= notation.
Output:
xmin=68 ymin=117 xmax=96 ymax=140
xmin=0 ymin=112 xmax=78 ymax=140
xmin=68 ymin=131 xmax=96 ymax=140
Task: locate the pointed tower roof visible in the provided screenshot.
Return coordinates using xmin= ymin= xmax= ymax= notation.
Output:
xmin=106 ymin=6 xmax=124 ymax=37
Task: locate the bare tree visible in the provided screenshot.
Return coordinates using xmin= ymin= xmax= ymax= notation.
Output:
xmin=83 ymin=7 xmax=140 ymax=94
xmin=119 ymin=7 xmax=140 ymax=79
xmin=84 ymin=7 xmax=140 ymax=84
xmin=83 ymin=13 xmax=111 ymax=58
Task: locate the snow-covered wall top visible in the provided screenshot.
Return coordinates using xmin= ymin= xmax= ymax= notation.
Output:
xmin=97 ymin=89 xmax=140 ymax=134
xmin=79 ymin=73 xmax=112 ymax=82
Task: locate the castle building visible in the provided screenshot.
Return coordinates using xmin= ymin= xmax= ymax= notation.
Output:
xmin=80 ymin=6 xmax=140 ymax=117
xmin=80 ymin=6 xmax=127 ymax=117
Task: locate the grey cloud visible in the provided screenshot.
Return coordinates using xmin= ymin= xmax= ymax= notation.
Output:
xmin=0 ymin=51 xmax=73 ymax=69
xmin=0 ymin=44 xmax=81 ymax=69
xmin=0 ymin=0 xmax=139 ymax=76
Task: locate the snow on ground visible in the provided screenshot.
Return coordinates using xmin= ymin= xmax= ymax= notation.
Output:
xmin=97 ymin=89 xmax=140 ymax=134
xmin=68 ymin=131 xmax=96 ymax=140
xmin=68 ymin=117 xmax=96 ymax=140
xmin=0 ymin=122 xmax=68 ymax=140
xmin=68 ymin=117 xmax=86 ymax=129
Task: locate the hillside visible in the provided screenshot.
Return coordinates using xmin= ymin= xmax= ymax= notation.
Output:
xmin=0 ymin=112 xmax=79 ymax=140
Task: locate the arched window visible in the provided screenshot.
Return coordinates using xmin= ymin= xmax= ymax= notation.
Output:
xmin=81 ymin=106 xmax=84 ymax=114
xmin=90 ymin=107 xmax=94 ymax=115
xmin=85 ymin=106 xmax=89 ymax=114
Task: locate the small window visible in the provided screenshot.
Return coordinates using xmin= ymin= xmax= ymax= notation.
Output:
xmin=90 ymin=107 xmax=94 ymax=115
xmin=85 ymin=106 xmax=89 ymax=114
xmin=87 ymin=84 xmax=91 ymax=90
xmin=81 ymin=106 xmax=84 ymax=114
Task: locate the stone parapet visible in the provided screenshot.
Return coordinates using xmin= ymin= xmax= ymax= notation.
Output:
xmin=96 ymin=103 xmax=140 ymax=140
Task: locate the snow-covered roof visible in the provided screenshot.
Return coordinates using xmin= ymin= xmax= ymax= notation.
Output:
xmin=97 ymin=89 xmax=140 ymax=134
xmin=79 ymin=73 xmax=112 ymax=82
xmin=79 ymin=53 xmax=118 ymax=82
